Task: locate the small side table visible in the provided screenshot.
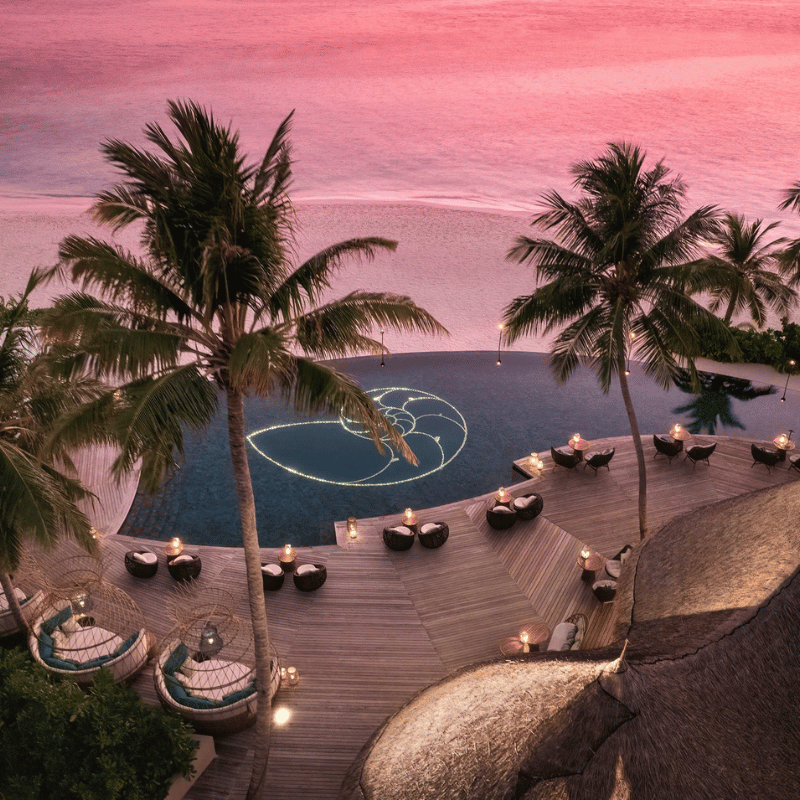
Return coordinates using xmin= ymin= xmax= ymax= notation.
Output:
xmin=568 ymin=439 xmax=592 ymax=462
xmin=577 ymin=553 xmax=604 ymax=582
xmin=279 ymin=551 xmax=297 ymax=572
xmin=773 ymin=436 xmax=795 ymax=462
xmin=500 ymin=622 xmax=551 ymax=655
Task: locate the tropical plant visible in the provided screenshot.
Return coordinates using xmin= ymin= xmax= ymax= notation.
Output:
xmin=694 ymin=212 xmax=793 ymax=326
xmin=0 ymin=269 xmax=97 ymax=633
xmin=502 ymin=142 xmax=733 ymax=539
xmin=0 ymin=647 xmax=197 ymax=800
xmin=42 ymin=100 xmax=446 ymax=798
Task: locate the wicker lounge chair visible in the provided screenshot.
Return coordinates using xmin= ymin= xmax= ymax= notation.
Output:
xmin=260 ymin=563 xmax=285 ymax=591
xmin=751 ymin=443 xmax=780 ymax=472
xmin=583 ymin=448 xmax=615 ymax=474
xmin=789 ymin=453 xmax=800 ymax=474
xmin=511 ymin=493 xmax=544 ymax=520
xmin=550 ymin=446 xmax=580 ymax=471
xmin=417 ymin=522 xmax=450 ymax=548
xmin=293 ymin=564 xmax=327 ymax=592
xmin=685 ymin=441 xmax=716 ymax=467
xmin=653 ymin=434 xmax=682 ymax=462
xmin=486 ymin=504 xmax=517 ymax=530
xmin=604 ymin=544 xmax=633 ymax=580
xmin=383 ymin=525 xmax=415 ymax=551
xmin=546 ymin=613 xmax=588 ymax=651
xmin=125 ymin=550 xmax=159 ymax=578
xmin=167 ymin=554 xmax=202 ymax=581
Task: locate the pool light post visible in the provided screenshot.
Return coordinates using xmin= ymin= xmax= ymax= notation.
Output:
xmin=781 ymin=360 xmax=796 ymax=402
xmin=497 ymin=323 xmax=504 ymax=366
xmin=380 ymin=330 xmax=385 ymax=367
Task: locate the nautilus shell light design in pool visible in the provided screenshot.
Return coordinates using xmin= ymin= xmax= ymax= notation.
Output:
xmin=246 ymin=388 xmax=467 ymax=486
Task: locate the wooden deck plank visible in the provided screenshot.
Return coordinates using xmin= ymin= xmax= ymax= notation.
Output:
xmin=37 ymin=433 xmax=798 ymax=799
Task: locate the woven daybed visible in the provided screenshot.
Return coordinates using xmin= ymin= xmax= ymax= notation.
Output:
xmin=29 ymin=601 xmax=150 ymax=686
xmin=0 ymin=586 xmax=45 ymax=637
xmin=154 ymin=592 xmax=281 ymax=735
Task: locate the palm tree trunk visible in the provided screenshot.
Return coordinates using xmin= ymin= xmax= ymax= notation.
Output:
xmin=618 ymin=368 xmax=649 ymax=540
xmin=723 ymin=292 xmax=738 ymax=325
xmin=0 ymin=571 xmax=26 ymax=633
xmin=225 ymin=387 xmax=272 ymax=800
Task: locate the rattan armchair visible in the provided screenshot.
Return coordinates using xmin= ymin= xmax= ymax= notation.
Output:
xmin=167 ymin=554 xmax=202 ymax=582
xmin=584 ymin=448 xmax=615 ymax=474
xmin=751 ymin=443 xmax=780 ymax=472
xmin=685 ymin=441 xmax=716 ymax=467
xmin=653 ymin=434 xmax=682 ymax=462
xmin=511 ymin=493 xmax=544 ymax=520
xmin=383 ymin=526 xmax=415 ymax=551
xmin=550 ymin=446 xmax=580 ymax=470
xmin=293 ymin=564 xmax=327 ymax=592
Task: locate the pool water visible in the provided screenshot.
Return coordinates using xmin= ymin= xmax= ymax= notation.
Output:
xmin=117 ymin=351 xmax=799 ymax=548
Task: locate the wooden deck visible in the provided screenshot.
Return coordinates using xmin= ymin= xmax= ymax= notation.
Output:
xmin=49 ymin=434 xmax=800 ymax=798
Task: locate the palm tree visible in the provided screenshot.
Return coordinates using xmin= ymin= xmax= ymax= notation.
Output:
xmin=0 ymin=268 xmax=97 ymax=633
xmin=502 ymin=142 xmax=731 ymax=540
xmin=777 ymin=183 xmax=800 ymax=285
xmin=42 ymin=100 xmax=446 ymax=799
xmin=695 ymin=212 xmax=793 ymax=326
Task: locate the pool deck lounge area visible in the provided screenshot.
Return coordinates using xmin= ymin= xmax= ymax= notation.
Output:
xmin=53 ymin=433 xmax=800 ymax=798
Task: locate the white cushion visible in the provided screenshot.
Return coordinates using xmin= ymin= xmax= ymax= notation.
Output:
xmin=605 ymin=559 xmax=622 ymax=579
xmin=61 ymin=615 xmax=81 ymax=635
xmin=0 ymin=587 xmax=26 ymax=611
xmin=296 ymin=564 xmax=319 ymax=576
xmin=180 ymin=657 xmax=200 ymax=679
xmin=53 ymin=626 xmax=124 ymax=663
xmin=420 ymin=523 xmax=441 ymax=534
xmin=171 ymin=554 xmax=194 ymax=564
xmin=513 ymin=496 xmax=537 ymax=510
xmin=52 ymin=628 xmax=70 ymax=650
xmin=547 ymin=622 xmax=577 ymax=651
xmin=261 ymin=563 xmax=283 ymax=577
xmin=620 ymin=549 xmax=631 ymax=564
xmin=181 ymin=659 xmax=253 ymax=702
xmin=132 ymin=551 xmax=157 ymax=565
xmin=491 ymin=505 xmax=513 ymax=514
xmin=388 ymin=525 xmax=413 ymax=536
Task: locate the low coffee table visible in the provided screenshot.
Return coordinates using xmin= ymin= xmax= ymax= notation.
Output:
xmin=577 ymin=552 xmax=604 ymax=582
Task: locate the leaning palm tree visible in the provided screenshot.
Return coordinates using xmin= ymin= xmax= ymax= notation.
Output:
xmin=0 ymin=268 xmax=97 ymax=633
xmin=42 ymin=100 xmax=446 ymax=799
xmin=695 ymin=212 xmax=793 ymax=326
xmin=502 ymin=142 xmax=732 ymax=540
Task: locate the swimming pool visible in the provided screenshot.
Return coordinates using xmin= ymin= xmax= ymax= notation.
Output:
xmin=117 ymin=351 xmax=799 ymax=547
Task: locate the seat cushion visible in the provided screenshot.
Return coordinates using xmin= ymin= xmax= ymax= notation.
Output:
xmin=491 ymin=505 xmax=514 ymax=514
xmin=171 ymin=554 xmax=195 ymax=565
xmin=513 ymin=496 xmax=538 ymax=510
xmin=261 ymin=563 xmax=283 ymax=577
xmin=420 ymin=523 xmax=443 ymax=534
xmin=387 ymin=525 xmax=414 ymax=536
xmin=605 ymin=559 xmax=622 ymax=579
xmin=132 ymin=551 xmax=158 ymax=565
xmin=547 ymin=622 xmax=577 ymax=651
xmin=296 ymin=563 xmax=319 ymax=576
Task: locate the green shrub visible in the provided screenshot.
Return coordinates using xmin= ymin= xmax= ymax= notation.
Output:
xmin=0 ymin=648 xmax=197 ymax=800
xmin=698 ymin=318 xmax=800 ymax=371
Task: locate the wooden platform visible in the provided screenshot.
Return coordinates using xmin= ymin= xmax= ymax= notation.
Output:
xmin=44 ymin=434 xmax=800 ymax=799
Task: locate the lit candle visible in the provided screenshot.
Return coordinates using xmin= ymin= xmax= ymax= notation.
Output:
xmin=280 ymin=667 xmax=287 ymax=682
xmin=403 ymin=508 xmax=417 ymax=525
xmin=346 ymin=516 xmax=358 ymax=539
xmin=286 ymin=666 xmax=299 ymax=686
xmin=779 ymin=434 xmax=788 ymax=446
xmin=496 ymin=487 xmax=506 ymax=501
xmin=519 ymin=631 xmax=529 ymax=644
xmin=283 ymin=544 xmax=294 ymax=558
xmin=573 ymin=433 xmax=581 ymax=443
xmin=580 ymin=547 xmax=591 ymax=561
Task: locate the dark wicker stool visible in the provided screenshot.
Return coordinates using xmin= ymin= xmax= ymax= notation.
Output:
xmin=293 ymin=564 xmax=327 ymax=592
xmin=383 ymin=526 xmax=415 ymax=551
xmin=592 ymin=579 xmax=617 ymax=603
xmin=124 ymin=550 xmax=159 ymax=578
xmin=167 ymin=554 xmax=202 ymax=581
xmin=418 ymin=522 xmax=450 ymax=549
xmin=512 ymin=493 xmax=544 ymax=520
xmin=486 ymin=504 xmax=517 ymax=530
xmin=261 ymin=563 xmax=285 ymax=591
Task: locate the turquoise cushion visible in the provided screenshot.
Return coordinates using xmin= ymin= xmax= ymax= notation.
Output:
xmin=41 ymin=607 xmax=71 ymax=636
xmin=180 ymin=695 xmax=219 ymax=710
xmin=38 ymin=632 xmax=54 ymax=660
xmin=45 ymin=656 xmax=78 ymax=671
xmin=222 ymin=683 xmax=256 ymax=705
xmin=165 ymin=674 xmax=190 ymax=703
xmin=116 ymin=631 xmax=138 ymax=656
xmin=81 ymin=657 xmax=111 ymax=670
xmin=163 ymin=643 xmax=188 ymax=675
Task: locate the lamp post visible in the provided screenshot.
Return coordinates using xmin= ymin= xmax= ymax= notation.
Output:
xmin=497 ymin=323 xmax=504 ymax=366
xmin=781 ymin=360 xmax=796 ymax=402
xmin=380 ymin=330 xmax=385 ymax=367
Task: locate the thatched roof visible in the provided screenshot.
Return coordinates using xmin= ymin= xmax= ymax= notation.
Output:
xmin=342 ymin=483 xmax=800 ymax=800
